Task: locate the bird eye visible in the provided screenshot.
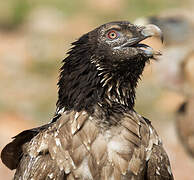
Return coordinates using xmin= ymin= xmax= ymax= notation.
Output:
xmin=107 ymin=30 xmax=118 ymax=40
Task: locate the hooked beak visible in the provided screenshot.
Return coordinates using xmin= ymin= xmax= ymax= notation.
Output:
xmin=122 ymin=24 xmax=163 ymax=58
xmin=122 ymin=24 xmax=163 ymax=48
xmin=141 ymin=24 xmax=163 ymax=43
xmin=113 ymin=24 xmax=163 ymax=58
xmin=139 ymin=24 xmax=163 ymax=57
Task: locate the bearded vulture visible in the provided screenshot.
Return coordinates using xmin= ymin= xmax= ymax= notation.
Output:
xmin=1 ymin=21 xmax=174 ymax=180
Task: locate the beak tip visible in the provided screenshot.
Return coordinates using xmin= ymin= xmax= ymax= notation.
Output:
xmin=141 ymin=24 xmax=163 ymax=43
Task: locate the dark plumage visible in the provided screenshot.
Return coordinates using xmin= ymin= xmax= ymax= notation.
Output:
xmin=1 ymin=21 xmax=173 ymax=180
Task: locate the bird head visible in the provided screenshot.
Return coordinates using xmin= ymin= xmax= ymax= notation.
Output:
xmin=90 ymin=21 xmax=162 ymax=65
xmin=57 ymin=21 xmax=163 ymax=113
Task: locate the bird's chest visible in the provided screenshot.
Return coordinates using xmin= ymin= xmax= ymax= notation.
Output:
xmin=61 ymin=114 xmax=148 ymax=180
xmin=28 ymin=111 xmax=149 ymax=180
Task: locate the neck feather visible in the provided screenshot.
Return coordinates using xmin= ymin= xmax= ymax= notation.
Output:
xmin=57 ymin=41 xmax=146 ymax=114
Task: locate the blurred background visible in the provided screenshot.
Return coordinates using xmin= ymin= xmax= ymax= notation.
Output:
xmin=1 ymin=0 xmax=194 ymax=179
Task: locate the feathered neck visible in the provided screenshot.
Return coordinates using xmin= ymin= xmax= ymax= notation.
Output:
xmin=56 ymin=34 xmax=146 ymax=114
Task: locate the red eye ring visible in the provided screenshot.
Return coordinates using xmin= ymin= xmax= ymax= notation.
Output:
xmin=107 ymin=30 xmax=118 ymax=39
